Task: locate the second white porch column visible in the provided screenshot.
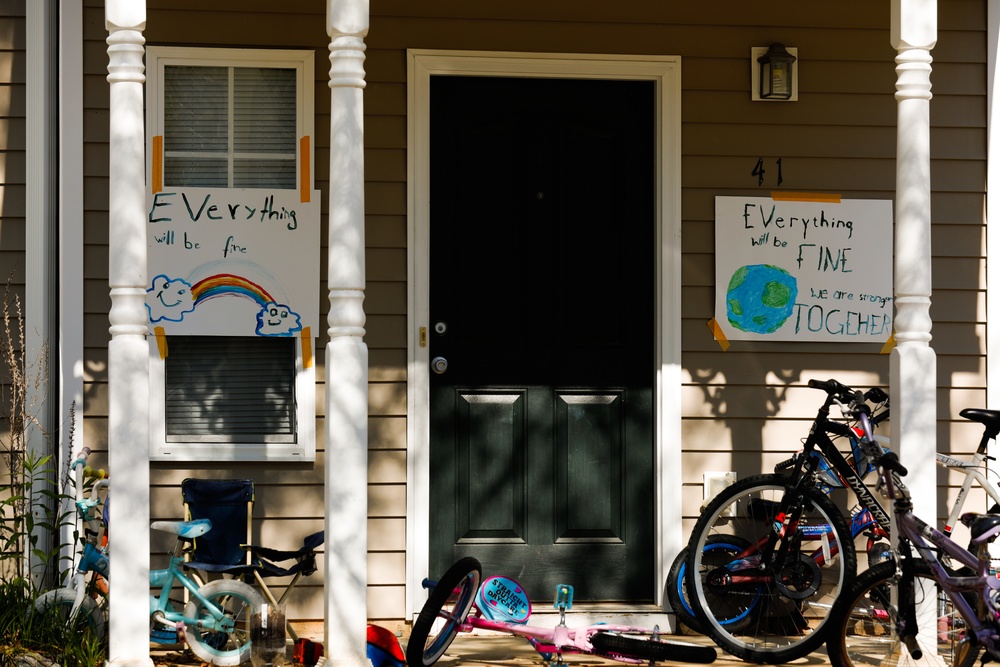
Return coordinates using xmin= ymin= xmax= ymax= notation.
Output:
xmin=325 ymin=0 xmax=369 ymax=664
xmin=890 ymin=0 xmax=937 ymax=659
xmin=105 ymin=0 xmax=152 ymax=665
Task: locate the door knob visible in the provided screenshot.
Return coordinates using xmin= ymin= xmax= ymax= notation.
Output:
xmin=431 ymin=357 xmax=449 ymax=374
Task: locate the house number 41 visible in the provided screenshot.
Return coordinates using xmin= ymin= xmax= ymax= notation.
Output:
xmin=752 ymin=157 xmax=784 ymax=187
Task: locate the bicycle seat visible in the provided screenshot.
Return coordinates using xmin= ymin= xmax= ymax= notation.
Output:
xmin=959 ymin=408 xmax=1000 ymax=438
xmin=151 ymin=518 xmax=212 ymax=539
xmin=960 ymin=512 xmax=1000 ymax=545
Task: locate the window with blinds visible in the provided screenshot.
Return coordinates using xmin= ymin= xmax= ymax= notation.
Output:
xmin=163 ymin=65 xmax=297 ymax=188
xmin=164 ymin=336 xmax=295 ymax=443
xmin=146 ymin=47 xmax=316 ymax=461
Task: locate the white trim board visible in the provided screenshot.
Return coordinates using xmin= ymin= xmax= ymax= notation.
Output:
xmin=405 ymin=49 xmax=683 ymax=618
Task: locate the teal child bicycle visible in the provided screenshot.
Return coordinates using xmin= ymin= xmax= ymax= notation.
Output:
xmin=34 ymin=448 xmax=263 ymax=666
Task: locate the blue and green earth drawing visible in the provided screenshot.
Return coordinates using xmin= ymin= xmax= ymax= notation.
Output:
xmin=726 ymin=264 xmax=798 ymax=334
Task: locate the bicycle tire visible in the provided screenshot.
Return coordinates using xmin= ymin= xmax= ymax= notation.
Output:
xmin=687 ymin=473 xmax=856 ymax=663
xmin=406 ymin=556 xmax=482 ymax=667
xmin=828 ymin=559 xmax=979 ymax=667
xmin=34 ymin=587 xmax=105 ymax=638
xmin=183 ymin=578 xmax=263 ymax=666
xmin=590 ymin=631 xmax=717 ymax=664
xmin=667 ymin=535 xmax=756 ymax=634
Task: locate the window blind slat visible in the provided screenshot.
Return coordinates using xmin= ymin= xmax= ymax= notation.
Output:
xmin=164 ymin=336 xmax=296 ymax=442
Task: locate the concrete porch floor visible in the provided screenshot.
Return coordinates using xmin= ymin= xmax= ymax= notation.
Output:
xmin=412 ymin=634 xmax=833 ymax=667
xmin=149 ymin=625 xmax=835 ymax=666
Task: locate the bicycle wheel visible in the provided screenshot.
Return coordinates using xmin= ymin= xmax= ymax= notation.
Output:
xmin=667 ymin=535 xmax=755 ymax=634
xmin=687 ymin=473 xmax=856 ymax=663
xmin=406 ymin=556 xmax=482 ymax=667
xmin=184 ymin=578 xmax=263 ymax=666
xmin=828 ymin=559 xmax=979 ymax=667
xmin=34 ymin=587 xmax=105 ymax=638
xmin=590 ymin=631 xmax=717 ymax=664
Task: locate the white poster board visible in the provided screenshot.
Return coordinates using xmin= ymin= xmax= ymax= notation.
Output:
xmin=714 ymin=196 xmax=893 ymax=343
xmin=145 ymin=187 xmax=321 ymax=337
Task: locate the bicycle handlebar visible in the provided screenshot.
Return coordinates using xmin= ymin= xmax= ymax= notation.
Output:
xmin=877 ymin=451 xmax=909 ymax=477
xmin=71 ymin=447 xmax=92 ymax=471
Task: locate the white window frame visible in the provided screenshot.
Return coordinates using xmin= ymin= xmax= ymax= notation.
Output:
xmin=145 ymin=46 xmax=316 ymax=462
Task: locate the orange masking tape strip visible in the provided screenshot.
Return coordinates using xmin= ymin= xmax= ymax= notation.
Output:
xmin=154 ymin=326 xmax=168 ymax=359
xmin=152 ymin=136 xmax=164 ymax=194
xmin=707 ymin=318 xmax=730 ymax=352
xmin=880 ymin=332 xmax=896 ymax=355
xmin=771 ymin=191 xmax=841 ymax=203
xmin=301 ymin=326 xmax=313 ymax=368
xmin=300 ymin=136 xmax=311 ymax=203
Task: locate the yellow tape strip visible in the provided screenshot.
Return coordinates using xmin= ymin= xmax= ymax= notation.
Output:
xmin=880 ymin=332 xmax=896 ymax=354
xmin=301 ymin=326 xmax=313 ymax=368
xmin=152 ymin=136 xmax=164 ymax=194
xmin=707 ymin=318 xmax=730 ymax=351
xmin=770 ymin=191 xmax=842 ymax=203
xmin=300 ymin=136 xmax=311 ymax=203
xmin=154 ymin=326 xmax=168 ymax=359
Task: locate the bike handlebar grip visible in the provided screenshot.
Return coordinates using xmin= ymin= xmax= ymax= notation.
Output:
xmin=879 ymin=452 xmax=909 ymax=476
xmin=71 ymin=446 xmax=92 ymax=469
xmin=421 ymin=578 xmax=437 ymax=590
xmin=902 ymin=635 xmax=922 ymax=660
xmin=865 ymin=387 xmax=889 ymax=404
xmin=808 ymin=378 xmax=850 ymax=392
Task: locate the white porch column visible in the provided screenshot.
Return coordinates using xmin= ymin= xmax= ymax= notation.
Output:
xmin=890 ymin=0 xmax=937 ymax=659
xmin=105 ymin=1 xmax=152 ymax=665
xmin=325 ymin=0 xmax=370 ymax=663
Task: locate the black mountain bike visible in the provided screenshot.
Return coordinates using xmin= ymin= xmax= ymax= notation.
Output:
xmin=684 ymin=379 xmax=890 ymax=663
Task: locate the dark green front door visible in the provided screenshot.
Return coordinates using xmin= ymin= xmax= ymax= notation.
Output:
xmin=429 ymin=75 xmax=655 ymax=602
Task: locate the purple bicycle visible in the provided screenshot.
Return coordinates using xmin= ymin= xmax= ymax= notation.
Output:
xmin=827 ymin=406 xmax=1000 ymax=667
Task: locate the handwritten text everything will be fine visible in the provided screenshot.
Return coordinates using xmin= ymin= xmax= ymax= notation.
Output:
xmin=148 ymin=191 xmax=299 ymax=230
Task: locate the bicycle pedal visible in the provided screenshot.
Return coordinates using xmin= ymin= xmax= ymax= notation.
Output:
xmin=149 ymin=627 xmax=178 ymax=644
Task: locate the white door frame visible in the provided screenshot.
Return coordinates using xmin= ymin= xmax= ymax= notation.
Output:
xmin=405 ymin=49 xmax=683 ymax=617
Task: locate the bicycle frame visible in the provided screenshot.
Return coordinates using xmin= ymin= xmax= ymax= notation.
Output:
xmin=428 ymin=578 xmax=671 ymax=665
xmin=713 ymin=387 xmax=891 ymax=589
xmin=53 ymin=450 xmax=239 ymax=640
xmin=862 ymin=409 xmax=1000 ymax=660
xmin=149 ymin=521 xmax=241 ymax=635
xmin=936 ymin=451 xmax=1000 ymax=538
xmin=785 ymin=398 xmax=893 ymax=547
xmin=457 ymin=614 xmax=665 ymax=664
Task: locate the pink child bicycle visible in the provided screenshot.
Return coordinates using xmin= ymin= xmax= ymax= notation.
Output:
xmin=406 ymin=557 xmax=716 ymax=666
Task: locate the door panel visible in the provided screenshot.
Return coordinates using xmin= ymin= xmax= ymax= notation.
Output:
xmin=429 ymin=75 xmax=654 ymax=601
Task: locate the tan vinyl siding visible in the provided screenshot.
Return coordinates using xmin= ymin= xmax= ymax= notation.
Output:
xmin=75 ymin=0 xmax=988 ymax=623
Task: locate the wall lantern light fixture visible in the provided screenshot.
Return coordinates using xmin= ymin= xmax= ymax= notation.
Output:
xmin=752 ymin=43 xmax=798 ymax=102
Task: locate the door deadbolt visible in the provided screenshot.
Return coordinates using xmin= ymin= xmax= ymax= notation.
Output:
xmin=431 ymin=357 xmax=449 ymax=374
xmin=434 ymin=321 xmax=448 ymax=335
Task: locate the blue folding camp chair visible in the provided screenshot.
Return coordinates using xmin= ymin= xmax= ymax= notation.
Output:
xmin=181 ymin=478 xmax=324 ymax=641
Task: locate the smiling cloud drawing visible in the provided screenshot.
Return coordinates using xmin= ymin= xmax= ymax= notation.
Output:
xmin=256 ymin=303 xmax=303 ymax=337
xmin=146 ymin=274 xmax=195 ymax=323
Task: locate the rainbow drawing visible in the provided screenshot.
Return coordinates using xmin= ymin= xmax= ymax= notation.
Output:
xmin=191 ymin=274 xmax=275 ymax=308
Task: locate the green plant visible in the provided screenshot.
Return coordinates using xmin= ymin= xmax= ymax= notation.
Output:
xmin=0 ymin=577 xmax=107 ymax=667
xmin=0 ymin=281 xmax=102 ymax=665
xmin=0 ymin=281 xmax=54 ymax=584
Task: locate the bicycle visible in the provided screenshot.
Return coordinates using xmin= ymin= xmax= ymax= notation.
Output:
xmin=668 ymin=399 xmax=894 ymax=636
xmin=827 ymin=406 xmax=1000 ymax=667
xmin=406 ymin=556 xmax=717 ymax=667
xmin=34 ymin=448 xmax=264 ymax=666
xmin=684 ymin=379 xmax=894 ymax=663
xmin=33 ymin=448 xmax=111 ymax=637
